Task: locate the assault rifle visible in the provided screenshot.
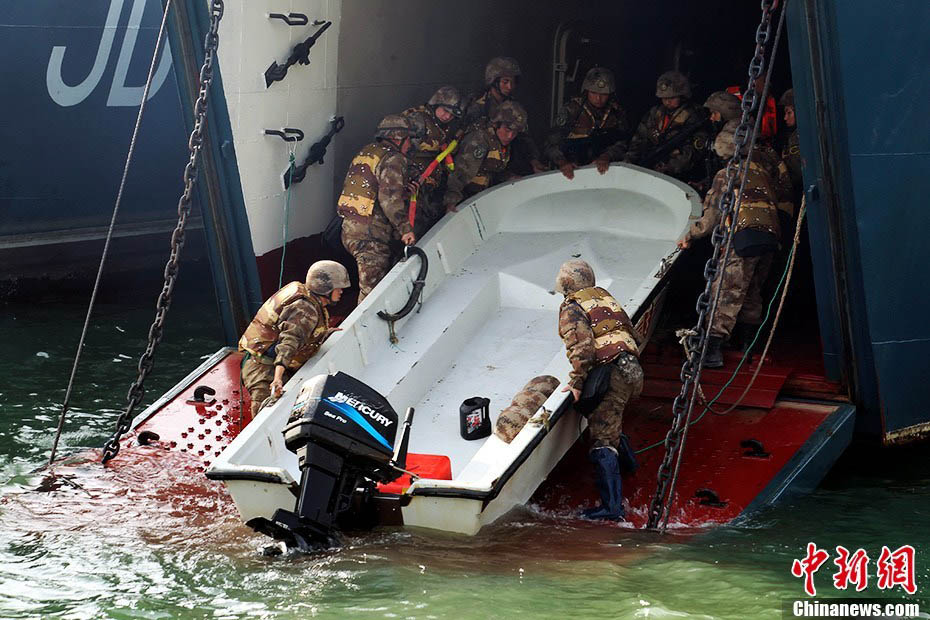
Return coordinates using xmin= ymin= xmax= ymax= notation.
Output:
xmin=635 ymin=117 xmax=711 ymax=170
xmin=284 ymin=116 xmax=345 ymax=189
xmin=561 ymin=128 xmax=625 ymax=165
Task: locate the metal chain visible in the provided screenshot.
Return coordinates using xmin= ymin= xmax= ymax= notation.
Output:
xmin=101 ymin=0 xmax=226 ymax=465
xmin=646 ymin=0 xmax=780 ymax=529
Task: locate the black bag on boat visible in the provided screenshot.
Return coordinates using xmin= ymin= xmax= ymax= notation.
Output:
xmin=574 ymin=364 xmax=612 ymax=415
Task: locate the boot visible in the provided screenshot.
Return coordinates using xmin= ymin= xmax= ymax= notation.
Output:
xmin=581 ymin=447 xmax=625 ymax=520
xmin=734 ymin=323 xmax=759 ymax=364
xmin=702 ymin=336 xmax=724 ymax=369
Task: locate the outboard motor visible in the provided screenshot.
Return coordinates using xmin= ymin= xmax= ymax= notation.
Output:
xmin=257 ymin=371 xmax=411 ymax=551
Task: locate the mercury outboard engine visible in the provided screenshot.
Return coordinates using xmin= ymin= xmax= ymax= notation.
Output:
xmin=255 ymin=371 xmax=412 ymax=551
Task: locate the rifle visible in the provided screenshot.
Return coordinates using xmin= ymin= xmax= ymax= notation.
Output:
xmin=284 ymin=116 xmax=345 ymax=189
xmin=636 ymin=117 xmax=711 ymax=170
xmin=561 ymin=128 xmax=625 ymax=165
xmin=265 ymin=21 xmax=332 ymax=87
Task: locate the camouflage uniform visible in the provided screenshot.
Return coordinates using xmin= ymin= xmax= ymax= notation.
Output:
xmin=494 ymin=375 xmax=560 ymax=443
xmin=628 ymin=71 xmax=708 ymax=180
xmin=545 ymin=97 xmax=630 ymax=166
xmin=779 ymin=90 xmax=803 ymax=200
xmin=546 ymin=67 xmax=630 ymax=167
xmin=443 ymin=101 xmax=527 ymax=209
xmin=402 ymin=87 xmax=464 ymax=237
xmin=239 ymin=283 xmax=331 ymax=421
xmin=556 ymin=260 xmax=643 ymax=450
xmin=338 ymin=117 xmax=412 ymax=303
xmin=687 ymin=123 xmax=794 ymax=339
xmin=693 ymin=91 xmax=742 ymax=195
xmin=465 ymin=57 xmax=540 ymax=175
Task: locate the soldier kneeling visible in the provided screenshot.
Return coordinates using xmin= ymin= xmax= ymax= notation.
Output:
xmin=556 ymin=259 xmax=644 ymax=520
xmin=238 ymin=261 xmax=349 ymax=423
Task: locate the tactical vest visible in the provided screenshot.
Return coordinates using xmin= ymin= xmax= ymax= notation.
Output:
xmin=238 ymin=281 xmax=330 ymax=369
xmin=566 ymin=286 xmax=639 ymax=363
xmin=337 ymin=142 xmax=395 ymax=219
xmin=404 ymin=105 xmax=455 ymax=187
xmin=566 ymin=98 xmax=622 ymax=139
xmin=464 ymin=122 xmax=510 ymax=195
xmin=734 ymin=159 xmax=781 ymax=237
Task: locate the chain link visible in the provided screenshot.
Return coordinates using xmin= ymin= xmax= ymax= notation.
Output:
xmin=646 ymin=0 xmax=778 ymax=529
xmin=101 ymin=0 xmax=226 ymax=464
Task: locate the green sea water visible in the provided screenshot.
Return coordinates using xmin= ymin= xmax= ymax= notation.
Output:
xmin=1 ymin=278 xmax=928 ymax=619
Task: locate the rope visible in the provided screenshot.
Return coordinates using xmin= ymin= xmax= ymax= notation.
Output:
xmin=278 ymin=151 xmax=297 ymax=288
xmin=48 ymin=0 xmax=173 ymax=468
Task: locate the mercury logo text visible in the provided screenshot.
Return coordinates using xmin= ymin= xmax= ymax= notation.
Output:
xmin=328 ymin=393 xmax=394 ymax=427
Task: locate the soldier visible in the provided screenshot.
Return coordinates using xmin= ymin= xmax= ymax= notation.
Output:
xmin=556 ymin=259 xmax=644 ymax=520
xmin=545 ymin=67 xmax=631 ymax=180
xmin=627 ymin=71 xmax=709 ymax=181
xmin=338 ymin=114 xmax=416 ymax=304
xmin=442 ymin=100 xmax=528 ymax=211
xmin=402 ymin=86 xmax=465 ymax=237
xmin=238 ymin=260 xmax=349 ymax=423
xmin=780 ymin=89 xmax=803 ymax=201
xmin=465 ymin=56 xmax=545 ymax=175
xmin=677 ymin=120 xmax=794 ymax=367
xmin=693 ymin=91 xmax=742 ymax=195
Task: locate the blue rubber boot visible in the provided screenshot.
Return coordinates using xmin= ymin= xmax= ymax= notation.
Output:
xmin=581 ymin=447 xmax=625 ymax=520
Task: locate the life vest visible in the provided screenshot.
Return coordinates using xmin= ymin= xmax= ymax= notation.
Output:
xmin=337 ymin=142 xmax=396 ymax=218
xmin=566 ymin=286 xmax=639 ymax=363
xmin=464 ymin=122 xmax=510 ymax=195
xmin=726 ymin=86 xmax=777 ymax=139
xmin=238 ymin=281 xmax=329 ymax=369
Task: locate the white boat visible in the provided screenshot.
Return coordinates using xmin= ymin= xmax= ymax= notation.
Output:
xmin=206 ymin=165 xmax=699 ymax=536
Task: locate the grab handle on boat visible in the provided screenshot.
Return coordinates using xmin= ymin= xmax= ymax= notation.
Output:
xmin=391 ymin=407 xmax=416 ymax=473
xmin=377 ymin=246 xmax=428 ymax=343
xmin=268 ymin=12 xmax=309 ymax=26
xmin=263 ymin=127 xmax=305 ymax=142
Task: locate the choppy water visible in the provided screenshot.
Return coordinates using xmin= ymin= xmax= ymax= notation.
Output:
xmin=1 ymin=278 xmax=928 ymax=619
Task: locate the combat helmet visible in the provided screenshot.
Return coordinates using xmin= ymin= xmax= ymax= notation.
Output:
xmin=779 ymin=88 xmax=794 ymax=108
xmin=713 ymin=119 xmax=740 ymax=159
xmin=582 ymin=67 xmax=615 ymax=95
xmin=555 ymin=259 xmax=596 ymax=296
xmin=491 ymin=100 xmax=528 ymax=133
xmin=427 ymin=86 xmax=464 ymax=118
xmin=655 ymin=70 xmax=691 ymax=99
xmin=485 ymin=56 xmax=522 ymax=86
xmin=375 ymin=114 xmax=412 ymax=142
xmin=703 ymin=91 xmax=741 ymax=121
xmin=306 ymin=260 xmax=350 ymax=296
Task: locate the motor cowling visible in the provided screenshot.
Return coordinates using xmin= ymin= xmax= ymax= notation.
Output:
xmin=255 ymin=372 xmax=403 ymax=550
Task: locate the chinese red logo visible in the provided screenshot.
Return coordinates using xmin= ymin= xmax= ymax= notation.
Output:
xmin=791 ymin=543 xmax=917 ymax=596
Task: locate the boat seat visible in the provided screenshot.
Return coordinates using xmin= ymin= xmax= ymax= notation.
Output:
xmin=377 ymin=453 xmax=452 ymax=494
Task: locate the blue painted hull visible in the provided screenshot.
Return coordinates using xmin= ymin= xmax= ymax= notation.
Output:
xmin=0 ymin=0 xmax=192 ymax=278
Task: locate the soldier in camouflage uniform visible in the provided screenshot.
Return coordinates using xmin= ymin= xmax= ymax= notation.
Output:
xmin=338 ymin=114 xmax=416 ymax=304
xmin=465 ymin=57 xmax=545 ymax=176
xmin=238 ymin=261 xmax=349 ymax=423
xmin=627 ymin=71 xmax=709 ymax=181
xmin=693 ymin=91 xmax=742 ymax=195
xmin=556 ymin=259 xmax=644 ymax=520
xmin=401 ymin=86 xmax=465 ymax=237
xmin=545 ymin=67 xmax=630 ymax=180
xmin=494 ymin=375 xmax=560 ymax=443
xmin=678 ymin=120 xmax=794 ymax=367
xmin=442 ymin=100 xmax=528 ymax=211
xmin=780 ymin=89 xmax=803 ymax=203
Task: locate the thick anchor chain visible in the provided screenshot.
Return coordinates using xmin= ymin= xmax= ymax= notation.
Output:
xmin=646 ymin=0 xmax=785 ymax=529
xmin=101 ymin=0 xmax=226 ymax=465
